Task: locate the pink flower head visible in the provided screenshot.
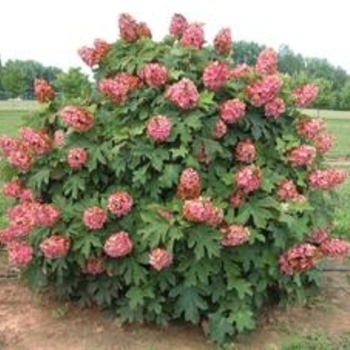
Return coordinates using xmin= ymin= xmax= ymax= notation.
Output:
xmin=221 ymin=225 xmax=250 ymax=247
xmin=177 ymin=168 xmax=201 ymax=200
xmin=219 ymin=98 xmax=246 ymax=124
xmin=19 ymin=127 xmax=52 ymax=155
xmin=212 ymin=119 xmax=228 ymax=139
xmin=320 ymin=238 xmax=350 ymax=257
xmin=214 ymin=28 xmax=232 ymax=55
xmin=308 ymin=169 xmax=347 ymax=190
xmin=149 ymin=248 xmax=173 ymax=271
xmin=246 ymin=75 xmax=283 ymax=107
xmin=165 ymin=78 xmax=199 ymax=110
xmin=67 ymin=148 xmax=88 ymax=170
xmin=34 ymin=79 xmax=55 ymax=103
xmin=202 ymin=61 xmax=229 ymax=91
xmin=78 ymin=47 xmax=96 ymax=67
xmin=293 ymin=84 xmax=318 ymax=107
xmin=309 ymin=227 xmax=330 ymax=245
xmin=287 ymin=145 xmax=316 ymax=167
xmin=118 ymin=13 xmax=139 ymax=43
xmin=59 ymin=106 xmax=94 ymax=132
xmin=19 ymin=188 xmax=35 ymax=203
xmin=137 ymin=22 xmax=152 ymax=38
xmin=229 ymin=189 xmax=246 ymax=208
xmin=182 ymin=197 xmax=223 ymax=227
xmin=235 ymin=139 xmax=256 ymax=163
xmin=255 ymin=48 xmax=278 ymax=75
xmin=93 ymin=39 xmax=111 ymax=64
xmin=107 ymin=191 xmax=133 ymax=217
xmin=99 ymin=73 xmax=141 ymax=104
xmin=276 ymin=179 xmax=303 ymax=202
xmin=180 ymin=22 xmax=204 ymax=49
xmin=54 ymin=130 xmax=65 ymax=147
xmin=146 ymin=115 xmax=172 ymax=143
xmin=313 ymin=133 xmax=333 ymax=155
xmin=7 ymin=147 xmax=34 ymax=172
xmin=83 ymin=207 xmax=107 ymax=230
xmin=0 ymin=135 xmax=20 ymax=157
xmin=264 ymin=98 xmax=286 ymax=119
xmin=296 ymin=118 xmax=324 ymax=140
xmin=33 ymin=203 xmax=60 ymax=227
xmin=279 ymin=243 xmax=319 ymax=275
xmin=169 ymin=14 xmax=188 ymax=36
xmin=139 ymin=63 xmax=168 ymax=87
xmin=229 ymin=64 xmax=251 ymax=80
xmin=82 ymin=257 xmax=105 ymax=275
xmin=2 ymin=178 xmax=22 ymax=198
xmin=40 ymin=235 xmax=70 ymax=259
xmin=7 ymin=242 xmax=33 ymax=267
xmin=235 ymin=165 xmax=262 ymax=193
xmin=104 ymin=231 xmax=133 ymax=258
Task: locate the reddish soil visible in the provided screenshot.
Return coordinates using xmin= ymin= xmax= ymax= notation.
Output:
xmin=1 ymin=257 xmax=350 ymax=349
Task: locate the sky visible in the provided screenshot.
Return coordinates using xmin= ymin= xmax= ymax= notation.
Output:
xmin=0 ymin=0 xmax=349 ymax=74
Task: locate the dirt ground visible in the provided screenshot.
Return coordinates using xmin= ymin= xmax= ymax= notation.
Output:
xmin=1 ymin=257 xmax=350 ymax=350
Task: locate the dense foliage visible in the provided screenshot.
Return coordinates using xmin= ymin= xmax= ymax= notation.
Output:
xmin=1 ymin=13 xmax=349 ymax=345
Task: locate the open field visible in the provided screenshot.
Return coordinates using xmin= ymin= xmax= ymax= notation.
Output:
xmin=1 ymin=104 xmax=350 ymax=349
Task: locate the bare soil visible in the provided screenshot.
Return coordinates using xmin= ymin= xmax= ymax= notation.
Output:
xmin=1 ymin=257 xmax=350 ymax=350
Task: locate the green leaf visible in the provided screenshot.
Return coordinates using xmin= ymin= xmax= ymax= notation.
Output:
xmin=171 ymin=286 xmax=207 ymax=324
xmin=187 ymin=226 xmax=221 ymax=260
xmin=63 ymin=175 xmax=86 ymax=200
xmin=27 ymin=167 xmax=50 ymax=191
xmin=119 ymin=258 xmax=148 ymax=286
xmin=73 ymin=234 xmax=102 ymax=258
xmin=208 ymin=312 xmax=235 ymax=344
xmin=126 ymin=285 xmax=155 ymax=310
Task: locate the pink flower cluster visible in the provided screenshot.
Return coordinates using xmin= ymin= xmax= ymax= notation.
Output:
xmin=0 ymin=135 xmax=34 ymax=172
xmin=219 ymin=98 xmax=246 ymax=124
xmin=177 ymin=168 xmax=201 ymax=200
xmin=2 ymin=178 xmax=23 ymax=198
xmin=202 ymin=62 xmax=229 ymax=91
xmin=264 ymin=98 xmax=286 ymax=119
xmin=118 ymin=13 xmax=152 ymax=42
xmin=99 ymin=73 xmax=141 ymax=104
xmin=7 ymin=241 xmax=33 ymax=266
xmin=180 ymin=23 xmax=204 ymax=50
xmin=229 ymin=64 xmax=251 ymax=80
xmin=104 ymin=231 xmax=133 ymax=258
xmin=139 ymin=63 xmax=168 ymax=87
xmin=54 ymin=130 xmax=65 ymax=147
xmin=34 ymin=79 xmax=54 ymax=103
xmin=40 ymin=235 xmax=70 ymax=259
xmin=146 ymin=115 xmax=172 ymax=143
xmin=235 ymin=166 xmax=262 ymax=193
xmin=169 ymin=14 xmax=188 ymax=37
xmin=213 ymin=28 xmax=232 ymax=55
xmin=320 ymin=238 xmax=350 ymax=257
xmin=229 ymin=189 xmax=246 ymax=208
xmin=296 ymin=118 xmax=324 ymax=140
xmin=107 ymin=191 xmax=133 ymax=217
xmin=149 ymin=248 xmax=173 ymax=271
xmin=59 ymin=106 xmax=94 ymax=132
xmin=165 ymin=78 xmax=199 ymax=110
xmin=287 ymin=145 xmax=316 ymax=167
xmin=255 ymin=48 xmax=278 ymax=76
xmin=220 ymin=225 xmax=250 ymax=247
xmin=83 ymin=207 xmax=107 ymax=230
xmin=313 ymin=133 xmax=333 ymax=155
xmin=67 ymin=148 xmax=88 ymax=170
xmin=82 ymin=257 xmax=105 ymax=275
xmin=235 ymin=139 xmax=256 ymax=163
xmin=78 ymin=39 xmax=111 ymax=67
xmin=19 ymin=127 xmax=52 ymax=155
xmin=246 ymin=75 xmax=283 ymax=107
xmin=279 ymin=243 xmax=319 ymax=275
xmin=276 ymin=180 xmax=306 ymax=203
xmin=183 ymin=197 xmax=223 ymax=227
xmin=292 ymin=84 xmax=318 ymax=108
xmin=212 ymin=119 xmax=228 ymax=139
xmin=308 ymin=169 xmax=347 ymax=190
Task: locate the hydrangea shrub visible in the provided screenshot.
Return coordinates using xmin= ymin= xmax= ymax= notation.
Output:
xmin=1 ymin=13 xmax=350 ymax=345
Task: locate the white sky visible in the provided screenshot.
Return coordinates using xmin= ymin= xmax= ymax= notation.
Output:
xmin=0 ymin=0 xmax=349 ymax=74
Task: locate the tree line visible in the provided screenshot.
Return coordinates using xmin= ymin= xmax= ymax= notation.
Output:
xmin=1 ymin=42 xmax=350 ymax=110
